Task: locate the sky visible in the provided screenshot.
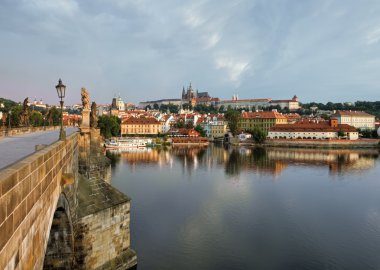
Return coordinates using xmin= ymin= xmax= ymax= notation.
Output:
xmin=0 ymin=0 xmax=380 ymax=105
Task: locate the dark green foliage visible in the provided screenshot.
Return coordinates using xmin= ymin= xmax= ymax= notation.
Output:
xmin=246 ymin=126 xmax=267 ymax=144
xmin=360 ymin=129 xmax=378 ymax=138
xmin=185 ymin=122 xmax=194 ymax=129
xmin=29 ymin=111 xmax=44 ymax=127
xmin=159 ymin=104 xmax=179 ymax=114
xmin=193 ymin=104 xmax=218 ymax=114
xmin=337 ymin=129 xmax=345 ymax=138
xmin=182 ymin=103 xmax=192 ymax=110
xmin=224 ymin=110 xmax=241 ymax=136
xmin=98 ymin=115 xmax=121 ymax=138
xmin=6 ymin=105 xmax=22 ymax=127
xmin=302 ymin=101 xmax=380 ymax=118
xmin=0 ymin=98 xmax=18 ymax=113
xmin=48 ymin=106 xmax=61 ymax=126
xmin=194 ymin=124 xmax=206 ymax=137
xmin=153 ymin=103 xmax=159 ymax=110
xmin=175 ymin=120 xmax=184 ymax=128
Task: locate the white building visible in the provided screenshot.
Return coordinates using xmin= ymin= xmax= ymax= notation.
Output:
xmin=268 ymin=119 xmax=359 ymax=140
xmin=116 ymin=96 xmax=125 ymax=111
xmin=218 ymin=97 xmax=271 ymax=110
xmin=270 ymin=95 xmax=300 ymax=111
xmin=332 ymin=110 xmax=375 ymax=130
xmin=158 ymin=114 xmax=174 ymax=133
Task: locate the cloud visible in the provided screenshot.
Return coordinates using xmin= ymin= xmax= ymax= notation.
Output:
xmin=215 ymin=55 xmax=249 ymax=83
xmin=1 ymin=0 xmax=380 ymax=104
xmin=366 ymin=28 xmax=380 ymax=45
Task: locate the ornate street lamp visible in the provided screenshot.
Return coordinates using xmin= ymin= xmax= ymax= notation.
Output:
xmin=55 ymin=78 xmax=66 ymax=140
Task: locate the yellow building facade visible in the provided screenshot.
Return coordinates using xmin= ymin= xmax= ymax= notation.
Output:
xmin=238 ymin=111 xmax=288 ymax=132
xmin=121 ymin=117 xmax=160 ymax=135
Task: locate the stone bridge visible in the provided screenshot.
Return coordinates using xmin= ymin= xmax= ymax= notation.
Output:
xmin=0 ymin=130 xmax=136 ymax=269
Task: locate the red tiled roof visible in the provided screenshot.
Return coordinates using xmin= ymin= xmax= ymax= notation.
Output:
xmin=122 ymin=117 xmax=160 ymax=125
xmin=334 ymin=110 xmax=375 ymax=117
xmin=241 ymin=111 xmax=287 ymax=119
xmin=270 ymin=123 xmax=357 ymax=132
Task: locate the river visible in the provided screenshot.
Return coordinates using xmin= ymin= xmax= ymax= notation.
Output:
xmin=108 ymin=145 xmax=380 ymax=270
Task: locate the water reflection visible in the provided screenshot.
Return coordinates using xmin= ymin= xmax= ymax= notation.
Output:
xmin=107 ymin=146 xmax=379 ymax=177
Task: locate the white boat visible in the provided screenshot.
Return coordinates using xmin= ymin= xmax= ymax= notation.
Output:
xmin=104 ymin=137 xmax=152 ymax=149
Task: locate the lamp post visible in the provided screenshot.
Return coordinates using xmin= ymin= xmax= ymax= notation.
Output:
xmin=8 ymin=110 xmax=11 ymax=129
xmin=56 ymin=78 xmax=66 ymax=140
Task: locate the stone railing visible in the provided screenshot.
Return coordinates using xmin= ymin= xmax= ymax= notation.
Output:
xmin=0 ymin=132 xmax=79 ymax=269
xmin=0 ymin=126 xmax=62 ymax=139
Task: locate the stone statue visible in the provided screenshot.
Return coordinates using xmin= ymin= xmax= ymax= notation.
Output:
xmin=46 ymin=109 xmax=53 ymax=126
xmin=81 ymin=88 xmax=90 ymax=110
xmin=90 ymin=102 xmax=98 ymax=128
xmin=20 ymin=98 xmax=30 ymax=126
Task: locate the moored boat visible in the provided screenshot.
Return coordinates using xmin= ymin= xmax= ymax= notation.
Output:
xmin=104 ymin=137 xmax=153 ymax=149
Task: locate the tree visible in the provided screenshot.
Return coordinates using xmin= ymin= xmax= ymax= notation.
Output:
xmin=6 ymin=105 xmax=22 ymax=127
xmin=47 ymin=106 xmax=61 ymax=126
xmin=185 ymin=121 xmax=194 ymax=129
xmin=182 ymin=103 xmax=192 ymax=110
xmin=194 ymin=124 xmax=206 ymax=137
xmin=218 ymin=105 xmax=225 ymax=113
xmin=98 ymin=115 xmax=121 ymax=138
xmin=175 ymin=120 xmax=184 ymax=128
xmin=247 ymin=126 xmax=267 ymax=144
xmin=337 ymin=129 xmax=345 ymax=138
xmin=153 ymin=103 xmax=159 ymax=110
xmin=29 ymin=111 xmax=44 ymax=127
xmin=224 ymin=109 xmax=241 ymax=136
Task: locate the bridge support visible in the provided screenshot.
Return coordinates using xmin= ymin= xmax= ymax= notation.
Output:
xmin=43 ymin=193 xmax=74 ymax=269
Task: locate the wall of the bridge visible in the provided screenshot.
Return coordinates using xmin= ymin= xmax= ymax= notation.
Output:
xmin=0 ymin=133 xmax=78 ymax=269
xmin=0 ymin=126 xmax=64 ymax=139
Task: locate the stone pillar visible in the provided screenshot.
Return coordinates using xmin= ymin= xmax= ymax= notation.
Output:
xmin=80 ymin=109 xmax=91 ymax=134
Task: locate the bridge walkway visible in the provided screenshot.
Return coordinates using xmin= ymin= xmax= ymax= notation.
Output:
xmin=0 ymin=128 xmax=77 ymax=170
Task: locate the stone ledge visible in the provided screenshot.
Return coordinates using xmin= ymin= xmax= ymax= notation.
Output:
xmin=76 ymin=174 xmax=130 ymax=219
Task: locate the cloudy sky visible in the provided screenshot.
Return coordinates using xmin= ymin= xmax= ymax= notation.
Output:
xmin=0 ymin=0 xmax=380 ymax=105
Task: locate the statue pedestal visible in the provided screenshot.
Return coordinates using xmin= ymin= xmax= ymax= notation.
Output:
xmin=81 ymin=109 xmax=90 ymax=130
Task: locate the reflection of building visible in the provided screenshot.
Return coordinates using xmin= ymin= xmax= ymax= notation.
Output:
xmin=332 ymin=110 xmax=375 ymax=130
xmin=121 ymin=117 xmax=160 ymax=135
xmin=110 ymin=144 xmax=378 ymax=178
xmin=120 ymin=149 xmax=160 ymax=164
xmin=266 ymin=148 xmax=377 ymax=175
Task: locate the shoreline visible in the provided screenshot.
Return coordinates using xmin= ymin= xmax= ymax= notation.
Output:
xmin=229 ymin=139 xmax=380 ymax=149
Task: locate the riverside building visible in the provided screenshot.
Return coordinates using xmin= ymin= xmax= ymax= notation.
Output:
xmin=332 ymin=110 xmax=375 ymax=130
xmin=268 ymin=118 xmax=359 ymax=140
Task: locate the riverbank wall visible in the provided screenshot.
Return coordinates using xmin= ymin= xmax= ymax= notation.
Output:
xmin=264 ymin=139 xmax=380 ymax=149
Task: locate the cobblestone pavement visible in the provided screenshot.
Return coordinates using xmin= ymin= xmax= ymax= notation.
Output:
xmin=0 ymin=128 xmax=78 ymax=170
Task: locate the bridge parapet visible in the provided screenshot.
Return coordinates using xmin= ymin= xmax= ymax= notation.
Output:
xmin=0 ymin=132 xmax=79 ymax=269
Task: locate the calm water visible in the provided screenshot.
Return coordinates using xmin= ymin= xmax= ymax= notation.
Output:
xmin=109 ymin=145 xmax=380 ymax=270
